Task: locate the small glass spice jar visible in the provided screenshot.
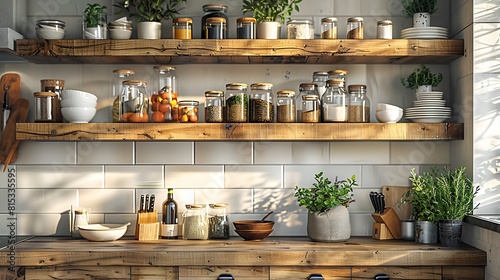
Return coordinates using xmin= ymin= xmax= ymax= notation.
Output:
xmin=201 ymin=4 xmax=229 ymax=39
xmin=183 ymin=204 xmax=208 ymax=240
xmin=237 ymin=17 xmax=256 ymax=39
xmin=298 ymin=94 xmax=321 ymax=123
xmin=205 ymin=17 xmax=227 ymax=39
xmin=377 ymin=20 xmax=393 ymax=39
xmin=208 ymin=203 xmax=230 ymax=239
xmin=276 ymin=90 xmax=296 ymax=123
xmin=178 ymin=100 xmax=199 ymax=123
xmin=225 ymin=83 xmax=248 ymax=123
xmin=119 ymin=80 xmax=149 ymax=123
xmin=172 ymin=17 xmax=192 ymax=39
xmin=347 ymin=17 xmax=364 ymax=39
xmin=111 ymin=69 xmax=135 ymax=122
xmin=348 ymin=84 xmax=370 ymax=123
xmin=322 ymin=79 xmax=348 ymax=122
xmin=34 ymin=92 xmax=58 ymax=123
xmin=312 ymin=71 xmax=329 ymax=96
xmin=321 ymin=17 xmax=338 ymax=39
xmin=249 ymin=82 xmax=274 ymax=123
xmin=287 ymin=19 xmax=314 ymax=39
xmin=205 ymin=90 xmax=224 ymax=123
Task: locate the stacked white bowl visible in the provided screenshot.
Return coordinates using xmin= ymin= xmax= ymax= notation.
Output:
xmin=376 ymin=103 xmax=403 ymax=123
xmin=61 ymin=89 xmax=98 ymax=123
xmin=36 ymin=19 xmax=66 ymax=39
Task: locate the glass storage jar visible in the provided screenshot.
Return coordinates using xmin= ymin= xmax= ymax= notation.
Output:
xmin=112 ymin=69 xmax=135 ymax=122
xmin=183 ymin=204 xmax=208 ymax=240
xmin=287 ymin=19 xmax=314 ymax=39
xmin=321 ymin=17 xmax=338 ymax=39
xmin=119 ymin=80 xmax=149 ymax=123
xmin=322 ymin=79 xmax=348 ymax=122
xmin=152 ymin=66 xmax=178 ymax=122
xmin=298 ymin=94 xmax=321 ymax=123
xmin=40 ymin=79 xmax=64 ymax=122
xmin=327 ymin=69 xmax=348 ymax=90
xmin=34 ymin=92 xmax=58 ymax=123
xmin=178 ymin=100 xmax=199 ymax=123
xmin=276 ymin=90 xmax=296 ymax=123
xmin=237 ymin=17 xmax=256 ymax=39
xmin=202 ymin=4 xmax=228 ymax=39
xmin=347 ymin=17 xmax=364 ymax=39
xmin=172 ymin=17 xmax=192 ymax=39
xmin=225 ymin=83 xmax=248 ymax=122
xmin=205 ymin=90 xmax=224 ymax=123
xmin=312 ymin=71 xmax=329 ymax=96
xmin=297 ymin=82 xmax=319 ymax=102
xmin=348 ymin=84 xmax=370 ymax=123
xmin=208 ymin=203 xmax=230 ymax=239
xmin=249 ymin=83 xmax=274 ymax=123
xmin=377 ymin=20 xmax=392 ymax=39
xmin=205 ymin=17 xmax=226 ymax=39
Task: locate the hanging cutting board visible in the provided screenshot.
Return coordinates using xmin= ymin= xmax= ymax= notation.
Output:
xmin=382 ymin=185 xmax=412 ymax=220
xmin=0 ymin=73 xmax=21 ymax=140
xmin=0 ymin=98 xmax=29 ymax=169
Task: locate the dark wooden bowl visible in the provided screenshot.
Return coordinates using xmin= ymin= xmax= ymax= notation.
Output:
xmin=234 ymin=229 xmax=273 ymax=241
xmin=233 ymin=220 xmax=275 ymax=231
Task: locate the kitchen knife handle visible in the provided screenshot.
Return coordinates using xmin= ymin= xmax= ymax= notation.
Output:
xmin=149 ymin=194 xmax=155 ymax=212
xmin=139 ymin=194 xmax=145 ymax=213
xmin=144 ymin=194 xmax=149 ymax=212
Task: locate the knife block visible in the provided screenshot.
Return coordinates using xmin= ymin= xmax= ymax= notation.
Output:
xmin=135 ymin=210 xmax=159 ymax=241
xmin=371 ymin=207 xmax=401 ymax=240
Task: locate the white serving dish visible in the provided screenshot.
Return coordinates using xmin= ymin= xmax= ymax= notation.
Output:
xmin=62 ymin=107 xmax=97 ymax=123
xmin=78 ymin=223 xmax=130 ymax=242
xmin=376 ymin=109 xmax=403 ymax=123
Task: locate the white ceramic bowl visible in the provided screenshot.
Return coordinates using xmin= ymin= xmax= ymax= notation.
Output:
xmin=61 ymin=89 xmax=98 ymax=101
xmin=61 ymin=97 xmax=97 ymax=108
xmin=376 ymin=109 xmax=403 ymax=123
xmin=61 ymin=107 xmax=97 ymax=123
xmin=376 ymin=103 xmax=402 ymax=112
xmin=36 ymin=28 xmax=65 ymax=39
xmin=109 ymin=29 xmax=132 ymax=40
xmin=78 ymin=223 xmax=130 ymax=242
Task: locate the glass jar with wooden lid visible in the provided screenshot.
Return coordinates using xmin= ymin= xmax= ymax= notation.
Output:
xmin=119 ymin=80 xmax=149 ymax=123
xmin=34 ymin=91 xmax=58 ymax=122
xmin=112 ymin=69 xmax=135 ymax=122
xmin=347 ymin=17 xmax=364 ymax=39
xmin=249 ymin=82 xmax=274 ymax=123
xmin=322 ymin=79 xmax=348 ymax=122
xmin=205 ymin=90 xmax=224 ymax=123
xmin=237 ymin=17 xmax=256 ymax=39
xmin=298 ymin=94 xmax=321 ymax=123
xmin=347 ymin=84 xmax=370 ymax=123
xmin=225 ymin=83 xmax=248 ymax=122
xmin=183 ymin=204 xmax=208 ymax=240
xmin=172 ymin=17 xmax=192 ymax=39
xmin=205 ymin=17 xmax=227 ymax=39
xmin=276 ymin=90 xmax=296 ymax=123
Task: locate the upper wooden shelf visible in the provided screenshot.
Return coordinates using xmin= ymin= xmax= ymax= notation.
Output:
xmin=16 ymin=123 xmax=464 ymax=141
xmin=15 ymin=39 xmax=464 ymax=64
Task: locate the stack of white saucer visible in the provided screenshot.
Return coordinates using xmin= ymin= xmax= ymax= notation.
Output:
xmin=405 ymin=91 xmax=451 ymax=123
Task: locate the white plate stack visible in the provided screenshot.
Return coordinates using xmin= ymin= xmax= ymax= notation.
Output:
xmin=401 ymin=27 xmax=448 ymax=39
xmin=405 ymin=91 xmax=451 ymax=123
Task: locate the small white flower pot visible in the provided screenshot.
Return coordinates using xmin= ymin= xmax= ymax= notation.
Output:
xmin=137 ymin=22 xmax=161 ymax=39
xmin=413 ymin=12 xmax=430 ymax=27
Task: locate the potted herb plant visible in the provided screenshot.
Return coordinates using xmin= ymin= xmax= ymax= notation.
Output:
xmin=401 ymin=0 xmax=438 ymax=27
xmin=401 ymin=64 xmax=443 ymax=93
xmin=83 ymin=3 xmax=107 ymax=39
xmin=114 ymin=0 xmax=185 ymax=39
xmin=294 ymin=172 xmax=356 ymax=242
xmin=242 ymin=0 xmax=302 ymax=39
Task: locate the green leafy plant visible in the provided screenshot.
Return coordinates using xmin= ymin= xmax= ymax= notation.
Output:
xmin=114 ymin=0 xmax=185 ymax=22
xmin=84 ymin=3 xmax=107 ymax=28
xmin=401 ymin=0 xmax=438 ymax=17
xmin=400 ymin=65 xmax=443 ymax=90
xmin=401 ymin=168 xmax=440 ymax=222
xmin=294 ymin=172 xmax=356 ymax=213
xmin=242 ymin=0 xmax=302 ymax=23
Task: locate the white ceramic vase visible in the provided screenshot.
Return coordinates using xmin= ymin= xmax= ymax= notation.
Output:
xmin=137 ymin=21 xmax=161 ymax=39
xmin=307 ymin=206 xmax=351 ymax=242
xmin=413 ymin=12 xmax=430 ymax=27
xmin=256 ymin=22 xmax=281 ymax=39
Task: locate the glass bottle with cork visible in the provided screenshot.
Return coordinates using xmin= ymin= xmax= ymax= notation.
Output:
xmin=348 ymin=84 xmax=370 ymax=123
xmin=161 ymin=188 xmax=178 ymax=239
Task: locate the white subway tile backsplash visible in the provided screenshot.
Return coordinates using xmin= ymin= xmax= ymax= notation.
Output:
xmin=350 ymin=213 xmax=375 ymax=236
xmin=361 ymin=165 xmax=415 ymax=188
xmin=254 ymin=189 xmax=303 ymax=214
xmin=285 ymin=165 xmax=361 ymax=189
xmin=291 ymin=142 xmax=329 ymax=164
xmin=79 ymin=189 xmax=135 ymax=214
xmin=105 ymin=165 xmax=163 ymax=189
xmin=17 ymin=213 xmax=70 ymax=236
xmin=349 ymin=189 xmax=379 ymax=214
xmin=195 ymin=189 xmax=253 ymax=213
xmin=330 ymin=142 xmax=390 ymax=164
xmin=16 ymin=141 xmax=77 ymax=165
xmin=17 ymin=165 xmax=103 ymax=188
xmin=78 ymin=142 xmax=133 ymax=164
xmin=390 ymin=141 xmax=451 ymax=164
xmin=224 ymin=165 xmax=282 ymax=189
xmin=16 ymin=189 xmax=77 ymax=213
xmin=195 ymin=142 xmax=252 ymax=164
xmin=103 ymin=214 xmax=137 ymax=236
xmin=254 ymin=142 xmax=292 ymax=164
xmin=165 ymin=165 xmax=224 ymax=188
xmin=136 ymin=142 xmax=194 ymax=164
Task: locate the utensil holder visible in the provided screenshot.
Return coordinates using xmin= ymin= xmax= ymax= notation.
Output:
xmin=135 ymin=210 xmax=159 ymax=241
xmin=371 ymin=207 xmax=401 ymax=239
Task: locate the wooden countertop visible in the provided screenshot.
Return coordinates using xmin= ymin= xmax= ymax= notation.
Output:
xmin=0 ymin=237 xmax=486 ymax=267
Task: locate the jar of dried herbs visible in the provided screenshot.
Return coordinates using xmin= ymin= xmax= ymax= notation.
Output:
xmin=208 ymin=203 xmax=229 ymax=239
xmin=225 ymin=83 xmax=248 ymax=122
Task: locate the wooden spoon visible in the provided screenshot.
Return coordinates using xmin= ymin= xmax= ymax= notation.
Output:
xmin=260 ymin=211 xmax=274 ymax=222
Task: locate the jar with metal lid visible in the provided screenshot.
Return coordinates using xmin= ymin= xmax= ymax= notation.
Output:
xmin=237 ymin=17 xmax=256 ymax=39
xmin=172 ymin=17 xmax=192 ymax=39
xmin=178 ymin=100 xmax=199 ymax=123
xmin=36 ymin=19 xmax=66 ymax=39
xmin=328 ymin=69 xmax=348 ymax=90
xmin=348 ymin=84 xmax=370 ymax=123
xmin=321 ymin=17 xmax=338 ymax=39
xmin=34 ymin=92 xmax=58 ymax=123
xmin=112 ymin=69 xmax=135 ymax=122
xmin=202 ymin=4 xmax=228 ymax=39
xmin=205 ymin=17 xmax=226 ymax=39
xmin=377 ymin=20 xmax=392 ymax=39
xmin=152 ymin=66 xmax=178 ymax=122
xmin=225 ymin=83 xmax=248 ymax=122
xmin=205 ymin=90 xmax=224 ymax=123
xmin=119 ymin=80 xmax=149 ymax=123
xmin=347 ymin=17 xmax=364 ymax=39
xmin=287 ymin=19 xmax=314 ymax=39
xmin=312 ymin=71 xmax=329 ymax=96
xmin=322 ymin=79 xmax=348 ymax=122
xmin=249 ymin=83 xmax=274 ymax=122
xmin=298 ymin=94 xmax=321 ymax=123
xmin=208 ymin=203 xmax=230 ymax=239
xmin=276 ymin=90 xmax=296 ymax=123
xmin=40 ymin=79 xmax=64 ymax=122
xmin=183 ymin=204 xmax=208 ymax=240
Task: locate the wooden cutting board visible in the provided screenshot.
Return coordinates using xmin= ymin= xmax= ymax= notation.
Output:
xmin=0 ymin=98 xmax=29 ymax=168
xmin=0 ymin=73 xmax=21 ymax=139
xmin=382 ymin=185 xmax=412 ymax=220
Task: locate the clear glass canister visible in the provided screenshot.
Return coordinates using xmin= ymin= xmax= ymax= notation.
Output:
xmin=377 ymin=20 xmax=392 ymax=39
xmin=206 ymin=17 xmax=226 ymax=39
xmin=321 ymin=17 xmax=338 ymax=39
xmin=225 ymin=83 xmax=248 ymax=122
xmin=287 ymin=19 xmax=314 ymax=39
xmin=237 ymin=17 xmax=256 ymax=39
xmin=40 ymin=79 xmax=64 ymax=122
xmin=112 ymin=69 xmax=135 ymax=122
xmin=276 ymin=90 xmax=296 ymax=123
xmin=322 ymin=79 xmax=348 ymax=122
xmin=348 ymin=84 xmax=370 ymax=123
xmin=249 ymin=82 xmax=274 ymax=123
xmin=298 ymin=94 xmax=321 ymax=123
xmin=178 ymin=100 xmax=199 ymax=123
xmin=201 ymin=4 xmax=228 ymax=39
xmin=328 ymin=69 xmax=348 ymax=90
xmin=312 ymin=71 xmax=329 ymax=96
xmin=119 ymin=80 xmax=149 ymax=123
xmin=183 ymin=204 xmax=208 ymax=240
xmin=347 ymin=17 xmax=364 ymax=39
xmin=173 ymin=17 xmax=192 ymax=39
xmin=34 ymin=92 xmax=57 ymax=122
xmin=208 ymin=203 xmax=230 ymax=239
xmin=152 ymin=66 xmax=178 ymax=122
xmin=205 ymin=90 xmax=224 ymax=123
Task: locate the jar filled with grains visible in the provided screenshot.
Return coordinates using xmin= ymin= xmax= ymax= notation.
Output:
xmin=287 ymin=19 xmax=314 ymax=39
xmin=225 ymin=83 xmax=248 ymax=122
xmin=321 ymin=17 xmax=338 ymax=39
xmin=237 ymin=17 xmax=256 ymax=39
xmin=276 ymin=90 xmax=296 ymax=123
xmin=322 ymin=79 xmax=348 ymax=122
xmin=183 ymin=204 xmax=208 ymax=240
xmin=172 ymin=17 xmax=192 ymax=39
xmin=201 ymin=4 xmax=228 ymax=39
xmin=348 ymin=84 xmax=370 ymax=123
xmin=312 ymin=71 xmax=329 ymax=96
xmin=347 ymin=17 xmax=364 ymax=39
xmin=208 ymin=203 xmax=230 ymax=239
xmin=205 ymin=17 xmax=226 ymax=39
xmin=119 ymin=80 xmax=150 ymax=123
xmin=249 ymin=83 xmax=274 ymax=122
xmin=205 ymin=90 xmax=224 ymax=123
xmin=34 ymin=92 xmax=58 ymax=122
xmin=327 ymin=69 xmax=348 ymax=90
xmin=298 ymin=94 xmax=321 ymax=123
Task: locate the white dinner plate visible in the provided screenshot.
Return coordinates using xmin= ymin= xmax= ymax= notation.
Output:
xmin=401 ymin=27 xmax=448 ymax=33
xmin=407 ymin=117 xmax=448 ymax=123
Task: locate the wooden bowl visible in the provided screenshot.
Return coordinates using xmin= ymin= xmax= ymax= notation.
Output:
xmin=234 ymin=229 xmax=273 ymax=241
xmin=233 ymin=220 xmax=275 ymax=231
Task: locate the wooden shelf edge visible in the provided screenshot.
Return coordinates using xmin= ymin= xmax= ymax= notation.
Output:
xmin=16 ymin=123 xmax=464 ymax=141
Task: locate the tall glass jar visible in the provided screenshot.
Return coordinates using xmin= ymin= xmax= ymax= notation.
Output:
xmin=205 ymin=17 xmax=226 ymax=39
xmin=183 ymin=204 xmax=208 ymax=240
xmin=225 ymin=83 xmax=248 ymax=122
xmin=249 ymin=83 xmax=274 ymax=122
xmin=40 ymin=79 xmax=64 ymax=122
xmin=347 ymin=17 xmax=364 ymax=39
xmin=312 ymin=71 xmax=329 ymax=96
xmin=298 ymin=94 xmax=321 ymax=123
xmin=348 ymin=84 xmax=370 ymax=123
xmin=328 ymin=69 xmax=348 ymax=90
xmin=208 ymin=203 xmax=230 ymax=239
xmin=172 ymin=17 xmax=192 ymax=39
xmin=205 ymin=90 xmax=224 ymax=123
xmin=152 ymin=66 xmax=178 ymax=122
xmin=321 ymin=17 xmax=338 ymax=39
xmin=276 ymin=90 xmax=296 ymax=123
xmin=201 ymin=4 xmax=228 ymax=39
xmin=322 ymin=79 xmax=348 ymax=122
xmin=237 ymin=17 xmax=256 ymax=39
xmin=34 ymin=92 xmax=57 ymax=123
xmin=119 ymin=80 xmax=149 ymax=123
xmin=112 ymin=69 xmax=135 ymax=122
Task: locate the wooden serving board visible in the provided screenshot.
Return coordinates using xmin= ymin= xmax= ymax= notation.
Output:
xmin=382 ymin=185 xmax=412 ymax=220
xmin=0 ymin=98 xmax=29 ymax=168
xmin=0 ymin=73 xmax=21 ymax=135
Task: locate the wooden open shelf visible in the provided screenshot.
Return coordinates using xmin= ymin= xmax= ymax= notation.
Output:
xmin=16 ymin=122 xmax=464 ymax=141
xmin=15 ymin=39 xmax=464 ymax=64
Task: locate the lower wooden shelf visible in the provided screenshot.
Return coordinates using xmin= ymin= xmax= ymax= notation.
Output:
xmin=16 ymin=122 xmax=464 ymax=141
